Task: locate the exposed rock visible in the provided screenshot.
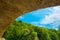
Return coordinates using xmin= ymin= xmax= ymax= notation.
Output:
xmin=0 ymin=38 xmax=5 ymax=40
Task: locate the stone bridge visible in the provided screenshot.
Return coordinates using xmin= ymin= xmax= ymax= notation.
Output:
xmin=0 ymin=0 xmax=60 ymax=38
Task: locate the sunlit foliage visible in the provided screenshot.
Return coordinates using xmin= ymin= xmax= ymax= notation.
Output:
xmin=3 ymin=20 xmax=60 ymax=40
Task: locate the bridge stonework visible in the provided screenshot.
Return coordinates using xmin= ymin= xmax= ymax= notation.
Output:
xmin=0 ymin=0 xmax=60 ymax=38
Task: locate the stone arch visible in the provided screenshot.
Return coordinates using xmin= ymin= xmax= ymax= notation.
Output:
xmin=0 ymin=0 xmax=60 ymax=37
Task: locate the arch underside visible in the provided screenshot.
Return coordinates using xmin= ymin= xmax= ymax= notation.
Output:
xmin=0 ymin=0 xmax=60 ymax=37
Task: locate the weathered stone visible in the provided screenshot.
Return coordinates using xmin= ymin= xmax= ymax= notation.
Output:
xmin=0 ymin=0 xmax=60 ymax=37
xmin=0 ymin=38 xmax=5 ymax=40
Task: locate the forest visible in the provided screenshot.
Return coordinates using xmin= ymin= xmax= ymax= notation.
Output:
xmin=3 ymin=20 xmax=60 ymax=40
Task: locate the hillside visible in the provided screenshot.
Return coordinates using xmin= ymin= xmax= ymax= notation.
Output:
xmin=3 ymin=20 xmax=60 ymax=40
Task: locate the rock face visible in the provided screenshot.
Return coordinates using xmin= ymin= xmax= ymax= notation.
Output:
xmin=0 ymin=38 xmax=5 ymax=40
xmin=0 ymin=0 xmax=60 ymax=37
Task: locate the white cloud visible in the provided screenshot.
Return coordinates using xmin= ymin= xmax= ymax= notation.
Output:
xmin=16 ymin=16 xmax=24 ymax=20
xmin=40 ymin=6 xmax=60 ymax=28
xmin=31 ymin=22 xmax=39 ymax=26
xmin=31 ymin=21 xmax=44 ymax=27
xmin=18 ymin=16 xmax=24 ymax=19
xmin=31 ymin=7 xmax=53 ymax=17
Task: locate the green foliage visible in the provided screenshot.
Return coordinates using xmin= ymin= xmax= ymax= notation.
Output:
xmin=3 ymin=20 xmax=60 ymax=40
xmin=34 ymin=27 xmax=51 ymax=40
xmin=49 ymin=31 xmax=59 ymax=40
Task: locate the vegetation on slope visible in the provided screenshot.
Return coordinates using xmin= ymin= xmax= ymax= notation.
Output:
xmin=3 ymin=20 xmax=60 ymax=40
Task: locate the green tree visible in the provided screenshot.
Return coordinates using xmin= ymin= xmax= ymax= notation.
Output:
xmin=49 ymin=31 xmax=59 ymax=40
xmin=3 ymin=20 xmax=60 ymax=40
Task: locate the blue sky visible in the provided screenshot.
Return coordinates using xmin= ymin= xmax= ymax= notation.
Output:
xmin=16 ymin=6 xmax=60 ymax=29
